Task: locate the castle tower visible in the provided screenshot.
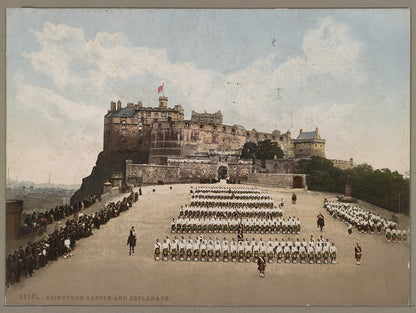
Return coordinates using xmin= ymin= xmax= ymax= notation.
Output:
xmin=159 ymin=96 xmax=168 ymax=108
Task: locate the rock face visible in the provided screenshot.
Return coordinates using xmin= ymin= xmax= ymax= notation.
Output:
xmin=70 ymin=150 xmax=148 ymax=205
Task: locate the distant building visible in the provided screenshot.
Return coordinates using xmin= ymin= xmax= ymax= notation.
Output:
xmin=330 ymin=158 xmax=355 ymax=170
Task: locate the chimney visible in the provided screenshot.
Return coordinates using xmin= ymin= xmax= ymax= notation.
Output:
xmin=315 ymin=127 xmax=319 ymax=139
xmin=300 ymin=129 xmax=303 ymax=134
xmin=127 ymin=102 xmax=134 ymax=108
xmin=110 ymin=101 xmax=116 ymax=112
xmin=138 ymin=101 xmax=143 ymax=108
xmin=117 ymin=100 xmax=121 ymax=111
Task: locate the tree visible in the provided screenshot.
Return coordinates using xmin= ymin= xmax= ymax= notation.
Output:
xmin=240 ymin=142 xmax=258 ymax=160
xmin=256 ymin=139 xmax=284 ymax=162
xmin=298 ymin=158 xmax=409 ymax=215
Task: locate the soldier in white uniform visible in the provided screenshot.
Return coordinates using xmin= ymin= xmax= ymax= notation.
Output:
xmin=193 ymin=239 xmax=200 ymax=261
xmin=186 ymin=240 xmax=193 ymax=261
xmin=283 ymin=243 xmax=291 ymax=263
xmin=386 ymin=228 xmax=392 ymax=242
xmin=162 ymin=239 xmax=170 ymax=261
xmin=154 ymin=239 xmax=161 ymax=261
xmin=222 ymin=237 xmax=229 ymax=262
xmin=238 ymin=241 xmax=245 ymax=262
xmin=231 ymin=239 xmax=238 ymax=262
xmin=322 ymin=242 xmax=330 ymax=264
xmin=306 ymin=244 xmax=314 ymax=264
xmin=214 ymin=238 xmax=221 ymax=262
xmin=200 ymin=239 xmax=207 ymax=261
xmin=276 ymin=242 xmax=283 ymax=263
xmin=171 ymin=237 xmax=178 ymax=261
xmin=299 ymin=244 xmax=307 ymax=264
xmin=330 ymin=242 xmax=337 ymax=264
xmin=179 ymin=237 xmax=186 ymax=261
xmin=207 ymin=238 xmax=214 ymax=262
xmin=267 ymin=242 xmax=274 ymax=263
xmin=253 ymin=241 xmax=260 ymax=262
xmin=315 ymin=242 xmax=322 ymax=264
xmin=244 ymin=239 xmax=252 ymax=262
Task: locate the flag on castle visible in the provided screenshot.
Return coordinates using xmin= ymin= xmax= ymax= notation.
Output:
xmin=158 ymin=83 xmax=164 ymax=94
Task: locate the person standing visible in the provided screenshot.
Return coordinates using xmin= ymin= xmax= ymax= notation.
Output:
xmin=355 ymin=243 xmax=362 ymax=265
xmin=127 ymin=226 xmax=136 ymax=256
xmin=257 ymin=254 xmax=266 ymax=278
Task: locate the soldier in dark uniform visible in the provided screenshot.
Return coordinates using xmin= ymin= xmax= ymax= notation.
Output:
xmin=257 ymin=255 xmax=266 ymax=278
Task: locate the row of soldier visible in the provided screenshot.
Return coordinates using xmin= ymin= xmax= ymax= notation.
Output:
xmin=154 ymin=235 xmax=336 ymax=264
xmin=179 ymin=205 xmax=283 ymax=218
xmin=385 ymin=228 xmax=409 ymax=242
xmin=192 ymin=186 xmax=262 ymax=194
xmin=6 ymin=191 xmax=138 ymax=287
xmin=190 ymin=198 xmax=274 ymax=209
xmin=171 ymin=216 xmax=301 ymax=234
xmin=324 ymin=200 xmax=397 ymax=233
xmin=191 ymin=192 xmax=271 ymax=200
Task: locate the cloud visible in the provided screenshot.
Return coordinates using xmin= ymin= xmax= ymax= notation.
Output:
xmin=9 ymin=16 xmax=409 ymax=184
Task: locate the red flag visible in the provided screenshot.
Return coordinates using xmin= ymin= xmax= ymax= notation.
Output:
xmin=158 ymin=84 xmax=164 ymax=94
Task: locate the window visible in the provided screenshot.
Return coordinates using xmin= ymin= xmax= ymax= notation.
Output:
xmin=246 ymin=132 xmax=250 ymax=137
xmin=168 ymin=113 xmax=172 ymax=118
xmin=280 ymin=136 xmax=283 ymax=141
xmin=141 ymin=113 xmax=144 ymax=118
xmin=200 ymin=124 xmax=203 ymax=128
xmin=186 ymin=123 xmax=190 ymax=127
xmin=122 ymin=129 xmax=126 ymax=136
xmin=223 ymin=126 xmax=226 ymax=131
xmin=232 ymin=128 xmax=235 ymax=132
xmin=158 ymin=123 xmax=162 ymax=127
xmin=161 ymin=113 xmax=166 ymax=117
xmin=147 ymin=112 xmax=151 ymax=117
xmin=154 ymin=113 xmax=158 ymax=118
xmin=121 ymin=120 xmax=126 ymax=126
xmin=139 ymin=130 xmax=142 ymax=135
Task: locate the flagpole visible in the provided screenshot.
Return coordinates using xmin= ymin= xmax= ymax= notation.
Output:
xmin=163 ymin=81 xmax=165 ymax=97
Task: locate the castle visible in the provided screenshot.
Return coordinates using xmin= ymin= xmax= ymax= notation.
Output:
xmin=70 ymin=95 xmax=353 ymax=204
xmin=104 ymin=96 xmax=327 ymax=186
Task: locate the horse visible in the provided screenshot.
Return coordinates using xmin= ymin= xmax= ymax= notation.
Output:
xmin=127 ymin=233 xmax=136 ymax=255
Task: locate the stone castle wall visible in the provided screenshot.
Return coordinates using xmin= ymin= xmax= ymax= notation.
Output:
xmin=247 ymin=173 xmax=307 ymax=188
xmin=149 ymin=120 xmax=293 ymax=164
xmin=126 ymin=159 xmax=252 ymax=184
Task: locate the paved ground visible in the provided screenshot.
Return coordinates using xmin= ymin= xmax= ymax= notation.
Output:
xmin=5 ymin=182 xmax=410 ymax=306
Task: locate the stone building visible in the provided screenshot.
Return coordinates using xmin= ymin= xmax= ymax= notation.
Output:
xmin=330 ymin=158 xmax=355 ymax=170
xmin=104 ymin=97 xmax=184 ymax=152
xmin=293 ymin=128 xmax=326 ymax=158
xmin=191 ymin=110 xmax=223 ymax=124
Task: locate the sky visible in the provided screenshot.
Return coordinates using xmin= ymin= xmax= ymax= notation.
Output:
xmin=6 ymin=9 xmax=410 ymax=185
